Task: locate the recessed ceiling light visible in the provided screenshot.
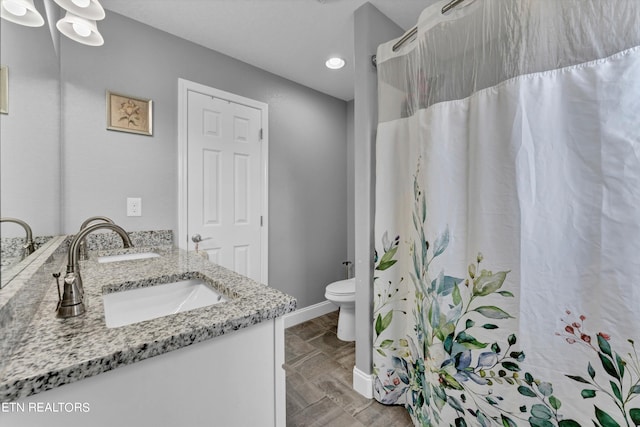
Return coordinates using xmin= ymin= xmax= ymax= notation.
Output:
xmin=325 ymin=57 xmax=345 ymax=70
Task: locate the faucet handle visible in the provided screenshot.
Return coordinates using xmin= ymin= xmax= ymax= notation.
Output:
xmin=53 ymin=272 xmax=62 ymax=311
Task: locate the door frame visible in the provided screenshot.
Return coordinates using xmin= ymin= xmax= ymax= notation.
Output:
xmin=177 ymin=78 xmax=269 ymax=284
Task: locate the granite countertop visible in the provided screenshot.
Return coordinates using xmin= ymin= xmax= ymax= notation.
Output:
xmin=0 ymin=243 xmax=296 ymax=401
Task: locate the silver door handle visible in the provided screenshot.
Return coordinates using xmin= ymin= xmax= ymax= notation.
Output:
xmin=191 ymin=234 xmax=213 ymax=243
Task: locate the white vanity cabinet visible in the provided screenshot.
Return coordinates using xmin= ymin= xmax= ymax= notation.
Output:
xmin=3 ymin=318 xmax=286 ymax=427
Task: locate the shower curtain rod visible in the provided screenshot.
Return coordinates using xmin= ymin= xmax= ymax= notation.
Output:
xmin=392 ymin=27 xmax=417 ymax=52
xmin=441 ymin=0 xmax=467 ymax=14
xmin=371 ymin=0 xmax=467 ymax=67
xmin=392 ymin=0 xmax=467 ymax=52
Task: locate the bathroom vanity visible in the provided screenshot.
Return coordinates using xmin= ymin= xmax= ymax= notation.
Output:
xmin=0 ymin=234 xmax=296 ymax=427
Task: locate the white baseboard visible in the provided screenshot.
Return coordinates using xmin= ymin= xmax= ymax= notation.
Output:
xmin=353 ymin=366 xmax=373 ymax=399
xmin=283 ymin=300 xmax=337 ymax=329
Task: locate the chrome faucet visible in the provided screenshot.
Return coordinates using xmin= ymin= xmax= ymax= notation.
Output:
xmin=77 ymin=216 xmax=115 ymax=261
xmin=56 ymin=223 xmax=133 ymax=318
xmin=0 ymin=217 xmax=37 ymax=260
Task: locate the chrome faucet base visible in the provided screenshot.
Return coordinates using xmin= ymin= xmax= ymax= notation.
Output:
xmin=56 ymin=301 xmax=86 ymax=318
xmin=56 ymin=272 xmax=86 ymax=319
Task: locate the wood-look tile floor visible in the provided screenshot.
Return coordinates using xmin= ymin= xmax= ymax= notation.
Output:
xmin=285 ymin=311 xmax=414 ymax=427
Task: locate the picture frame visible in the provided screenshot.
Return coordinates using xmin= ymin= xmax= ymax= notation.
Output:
xmin=0 ymin=66 xmax=8 ymax=115
xmin=106 ymin=91 xmax=153 ymax=136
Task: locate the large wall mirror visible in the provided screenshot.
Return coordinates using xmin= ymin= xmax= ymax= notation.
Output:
xmin=0 ymin=13 xmax=61 ymax=286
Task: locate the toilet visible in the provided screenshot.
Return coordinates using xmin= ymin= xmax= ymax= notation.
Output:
xmin=325 ymin=277 xmax=356 ymax=341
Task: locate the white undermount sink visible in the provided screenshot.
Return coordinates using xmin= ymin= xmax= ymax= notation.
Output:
xmin=103 ymin=279 xmax=226 ymax=328
xmin=97 ymin=252 xmax=161 ymax=263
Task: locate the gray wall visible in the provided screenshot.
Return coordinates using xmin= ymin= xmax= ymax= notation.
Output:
xmin=56 ymin=12 xmax=348 ymax=308
xmin=353 ymin=3 xmax=403 ymax=376
xmin=0 ymin=19 xmax=60 ymax=238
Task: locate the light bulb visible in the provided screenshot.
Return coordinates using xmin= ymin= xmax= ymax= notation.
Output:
xmin=71 ymin=0 xmax=90 ymax=7
xmin=3 ymin=0 xmax=28 ymax=16
xmin=72 ymin=21 xmax=91 ymax=37
xmin=325 ymin=57 xmax=345 ymax=70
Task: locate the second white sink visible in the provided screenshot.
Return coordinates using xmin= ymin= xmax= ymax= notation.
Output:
xmin=103 ymin=279 xmax=226 ymax=328
xmin=97 ymin=252 xmax=161 ymax=263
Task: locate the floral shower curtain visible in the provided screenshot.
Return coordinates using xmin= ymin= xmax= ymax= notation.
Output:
xmin=372 ymin=1 xmax=640 ymax=426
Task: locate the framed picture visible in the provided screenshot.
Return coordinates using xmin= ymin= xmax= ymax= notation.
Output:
xmin=0 ymin=66 xmax=8 ymax=115
xmin=106 ymin=91 xmax=153 ymax=136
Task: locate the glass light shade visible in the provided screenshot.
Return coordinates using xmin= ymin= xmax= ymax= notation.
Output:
xmin=72 ymin=21 xmax=91 ymax=37
xmin=56 ymin=11 xmax=104 ymax=46
xmin=0 ymin=0 xmax=44 ymax=27
xmin=53 ymin=0 xmax=104 ymax=20
xmin=325 ymin=57 xmax=346 ymax=70
xmin=4 ymin=0 xmax=26 ymax=15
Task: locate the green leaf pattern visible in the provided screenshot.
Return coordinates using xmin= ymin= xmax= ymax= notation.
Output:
xmin=372 ymin=161 xmax=638 ymax=426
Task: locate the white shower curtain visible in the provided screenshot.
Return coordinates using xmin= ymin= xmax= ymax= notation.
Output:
xmin=372 ymin=1 xmax=640 ymax=426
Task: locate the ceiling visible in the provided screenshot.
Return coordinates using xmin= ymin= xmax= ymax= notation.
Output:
xmin=100 ymin=0 xmax=437 ymax=101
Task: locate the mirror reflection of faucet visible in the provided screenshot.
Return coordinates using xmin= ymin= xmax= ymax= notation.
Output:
xmin=0 ymin=217 xmax=37 ymax=260
xmin=55 ymin=223 xmax=133 ymax=319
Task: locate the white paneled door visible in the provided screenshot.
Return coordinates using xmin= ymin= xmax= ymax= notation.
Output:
xmin=185 ymin=87 xmax=267 ymax=283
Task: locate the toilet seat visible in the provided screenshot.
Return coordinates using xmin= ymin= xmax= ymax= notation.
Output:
xmin=325 ymin=278 xmax=355 ymax=297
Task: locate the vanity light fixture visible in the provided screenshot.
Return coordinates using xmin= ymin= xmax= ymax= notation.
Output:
xmin=0 ymin=0 xmax=45 ymax=27
xmin=0 ymin=0 xmax=106 ymax=46
xmin=56 ymin=11 xmax=103 ymax=45
xmin=325 ymin=57 xmax=346 ymax=70
xmin=54 ymin=0 xmax=105 ymax=46
xmin=53 ymin=0 xmax=104 ymax=20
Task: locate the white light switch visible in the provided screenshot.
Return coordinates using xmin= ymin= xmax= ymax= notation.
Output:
xmin=127 ymin=197 xmax=142 ymax=216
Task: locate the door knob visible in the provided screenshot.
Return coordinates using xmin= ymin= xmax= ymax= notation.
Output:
xmin=191 ymin=234 xmax=213 ymax=253
xmin=191 ymin=234 xmax=213 ymax=243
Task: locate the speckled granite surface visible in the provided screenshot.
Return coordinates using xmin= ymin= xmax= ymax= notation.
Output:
xmin=0 ymin=236 xmax=296 ymax=402
xmin=1 ymin=236 xmax=54 ymax=259
xmin=1 ymin=231 xmax=172 ymax=282
xmin=51 ymin=229 xmax=174 ymax=255
xmin=0 ymin=236 xmax=67 ymax=369
xmin=1 ymin=236 xmax=55 ymax=274
xmin=78 ymin=229 xmax=173 ymax=251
